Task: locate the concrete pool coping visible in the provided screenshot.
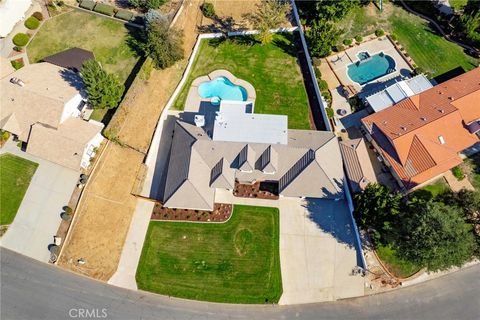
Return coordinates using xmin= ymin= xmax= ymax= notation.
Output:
xmin=185 ymin=69 xmax=256 ymax=112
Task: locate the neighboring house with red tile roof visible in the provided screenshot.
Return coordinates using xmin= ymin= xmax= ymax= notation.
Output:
xmin=361 ymin=67 xmax=480 ymax=190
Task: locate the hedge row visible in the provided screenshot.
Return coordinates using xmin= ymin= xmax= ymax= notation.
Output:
xmin=94 ymin=3 xmax=115 ymax=16
xmin=79 ymin=0 xmax=95 ymax=10
xmin=79 ymin=0 xmax=134 ymax=21
xmin=115 ymin=9 xmax=134 ymax=21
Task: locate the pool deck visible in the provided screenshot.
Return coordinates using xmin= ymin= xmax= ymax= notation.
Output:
xmin=184 ymin=69 xmax=256 ymax=113
xmin=327 ymin=37 xmax=412 ymax=92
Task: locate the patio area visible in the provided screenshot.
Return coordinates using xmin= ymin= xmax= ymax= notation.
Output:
xmin=184 ymin=69 xmax=256 ymax=113
xmin=327 ymin=36 xmax=412 ymax=93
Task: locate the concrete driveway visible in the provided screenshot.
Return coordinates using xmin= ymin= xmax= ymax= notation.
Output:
xmin=1 ymin=147 xmax=78 ymax=262
xmin=278 ymin=197 xmax=364 ymax=305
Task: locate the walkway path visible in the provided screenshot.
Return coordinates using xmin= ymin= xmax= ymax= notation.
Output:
xmin=0 ymin=140 xmax=79 ymax=262
xmin=443 ymin=170 xmax=475 ymax=192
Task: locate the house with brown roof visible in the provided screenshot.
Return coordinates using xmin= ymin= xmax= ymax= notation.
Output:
xmin=0 ymin=62 xmax=104 ymax=170
xmin=161 ymin=101 xmax=345 ymax=210
xmin=361 ymin=67 xmax=480 ymax=190
xmin=339 ymin=138 xmax=377 ymax=193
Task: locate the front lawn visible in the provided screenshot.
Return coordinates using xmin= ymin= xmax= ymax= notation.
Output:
xmin=336 ymin=3 xmax=478 ymax=77
xmin=136 ymin=205 xmax=282 ymax=304
xmin=376 ymin=243 xmax=421 ymax=278
xmin=0 ymin=154 xmax=38 ymax=225
xmin=27 ymin=10 xmax=139 ymax=84
xmin=173 ymin=34 xmax=311 ymax=129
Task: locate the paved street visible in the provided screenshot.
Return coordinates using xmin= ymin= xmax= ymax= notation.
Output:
xmin=1 ymin=248 xmax=479 ymax=320
xmin=0 ymin=143 xmax=78 ymax=262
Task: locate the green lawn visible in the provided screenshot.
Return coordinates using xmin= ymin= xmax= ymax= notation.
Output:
xmin=173 ymin=34 xmax=311 ymax=129
xmin=0 ymin=154 xmax=38 ymax=225
xmin=410 ymin=178 xmax=450 ymax=201
xmin=136 ymin=205 xmax=282 ymax=304
xmin=336 ymin=2 xmax=478 ymax=77
xmin=376 ymin=243 xmax=421 ymax=278
xmin=27 ymin=10 xmax=139 ymax=84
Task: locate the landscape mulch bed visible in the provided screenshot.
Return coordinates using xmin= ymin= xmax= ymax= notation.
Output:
xmin=233 ymin=181 xmax=279 ymax=200
xmin=151 ymin=203 xmax=232 ymax=222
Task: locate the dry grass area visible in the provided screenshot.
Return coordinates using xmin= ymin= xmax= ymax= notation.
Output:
xmin=57 ymin=1 xmax=203 ymax=280
xmin=199 ymin=0 xmax=293 ymax=31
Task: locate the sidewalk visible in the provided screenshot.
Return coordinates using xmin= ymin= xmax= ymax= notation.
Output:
xmin=443 ymin=171 xmax=475 ymax=192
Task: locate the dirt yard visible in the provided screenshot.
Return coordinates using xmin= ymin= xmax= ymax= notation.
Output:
xmin=57 ymin=0 xmax=203 ymax=280
xmin=199 ymin=0 xmax=262 ymax=30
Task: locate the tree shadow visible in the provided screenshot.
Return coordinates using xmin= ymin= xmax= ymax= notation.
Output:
xmin=124 ymin=24 xmax=145 ymax=58
xmin=59 ymin=69 xmax=84 ymax=92
xmin=272 ymin=32 xmax=297 ymax=57
xmin=197 ymin=15 xmax=247 ymax=34
xmin=302 ymin=196 xmax=365 ymax=267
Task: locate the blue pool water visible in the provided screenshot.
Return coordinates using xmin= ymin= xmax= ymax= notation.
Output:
xmin=198 ymin=76 xmax=248 ymax=104
xmin=347 ymin=52 xmax=396 ymax=85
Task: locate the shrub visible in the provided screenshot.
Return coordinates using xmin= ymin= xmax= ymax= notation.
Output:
xmin=375 ymin=28 xmax=385 ymax=37
xmin=451 ymin=166 xmax=465 ymax=181
xmin=32 ymin=11 xmax=44 ymax=21
xmin=326 ymin=107 xmax=334 ymax=119
xmin=314 ymin=66 xmax=322 ymax=79
xmin=94 ymin=3 xmax=115 ymax=16
xmin=334 ymin=43 xmax=345 ymax=52
xmin=354 ymin=35 xmax=363 ymax=43
xmin=64 ymin=206 xmax=73 ymax=214
xmin=1 ymin=130 xmax=10 ymax=142
xmin=79 ymin=0 xmax=95 ymax=10
xmin=201 ymin=2 xmax=215 ymax=18
xmin=12 ymin=33 xmax=29 ymax=46
xmin=11 ymin=59 xmax=24 ymax=70
xmin=414 ymin=67 xmax=425 ymax=75
xmin=13 ymin=46 xmax=23 ymax=52
xmin=343 ymin=38 xmax=353 ymax=46
xmin=312 ymin=57 xmax=322 ymax=67
xmin=129 ymin=0 xmax=165 ymax=10
xmin=390 ymin=34 xmax=397 ymax=41
xmin=115 ymin=9 xmax=134 ymax=21
xmin=24 ymin=16 xmax=40 ymax=30
xmin=318 ymin=79 xmax=329 ymax=91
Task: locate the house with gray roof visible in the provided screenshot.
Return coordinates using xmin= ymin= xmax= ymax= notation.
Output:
xmin=1 ymin=62 xmax=103 ymax=170
xmin=161 ymin=100 xmax=345 ymax=210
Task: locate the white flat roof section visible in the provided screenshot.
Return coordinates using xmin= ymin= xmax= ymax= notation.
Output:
xmin=366 ymin=74 xmax=433 ymax=112
xmin=212 ymin=100 xmax=288 ymax=145
xmin=0 ymin=0 xmax=32 ymax=38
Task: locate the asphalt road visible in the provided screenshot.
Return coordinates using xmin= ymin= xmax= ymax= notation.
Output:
xmin=1 ymin=248 xmax=479 ymax=320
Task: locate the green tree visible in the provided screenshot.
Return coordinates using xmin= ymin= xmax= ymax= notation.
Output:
xmin=439 ymin=189 xmax=480 ymax=217
xmin=80 ymin=60 xmax=123 ymax=110
xmin=315 ymin=0 xmax=361 ymax=22
xmin=139 ymin=19 xmax=184 ymax=69
xmin=129 ymin=0 xmax=165 ymax=10
xmin=305 ymin=19 xmax=339 ymax=57
xmin=243 ymin=0 xmax=291 ymax=44
xmin=353 ymin=183 xmax=402 ymax=235
xmin=399 ymin=201 xmax=476 ymax=271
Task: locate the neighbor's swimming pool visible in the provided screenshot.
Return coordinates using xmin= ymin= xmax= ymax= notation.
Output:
xmin=198 ymin=76 xmax=248 ymax=104
xmin=347 ymin=52 xmax=396 ymax=85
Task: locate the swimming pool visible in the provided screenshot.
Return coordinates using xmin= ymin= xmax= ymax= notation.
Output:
xmin=347 ymin=52 xmax=396 ymax=85
xmin=198 ymin=76 xmax=248 ymax=104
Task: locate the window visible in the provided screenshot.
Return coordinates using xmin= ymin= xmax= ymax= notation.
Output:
xmin=438 ymin=135 xmax=445 ymax=144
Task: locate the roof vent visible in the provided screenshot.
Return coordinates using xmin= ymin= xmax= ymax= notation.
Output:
xmin=10 ymin=77 xmax=24 ymax=87
xmin=438 ymin=108 xmax=445 ymax=113
xmin=438 ymin=135 xmax=445 ymax=144
xmin=448 ymin=96 xmax=454 ymax=101
xmin=400 ymin=126 xmax=407 ymax=131
xmin=194 ymin=115 xmax=205 ymax=127
xmin=383 ymin=121 xmax=388 ymax=125
xmin=420 ymin=117 xmax=427 ymax=121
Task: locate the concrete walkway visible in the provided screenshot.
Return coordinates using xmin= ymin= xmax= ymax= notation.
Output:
xmin=443 ymin=171 xmax=475 ymax=192
xmin=0 ymin=140 xmax=79 ymax=262
xmin=108 ymin=199 xmax=154 ymax=290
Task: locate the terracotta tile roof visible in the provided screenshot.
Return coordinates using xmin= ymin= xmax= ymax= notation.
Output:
xmin=362 ymin=67 xmax=480 ymax=189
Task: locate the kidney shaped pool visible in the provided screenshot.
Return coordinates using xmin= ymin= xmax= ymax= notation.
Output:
xmin=198 ymin=76 xmax=248 ymax=104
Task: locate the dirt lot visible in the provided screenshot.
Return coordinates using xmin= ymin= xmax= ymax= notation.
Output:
xmin=57 ymin=0 xmax=203 ymax=280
